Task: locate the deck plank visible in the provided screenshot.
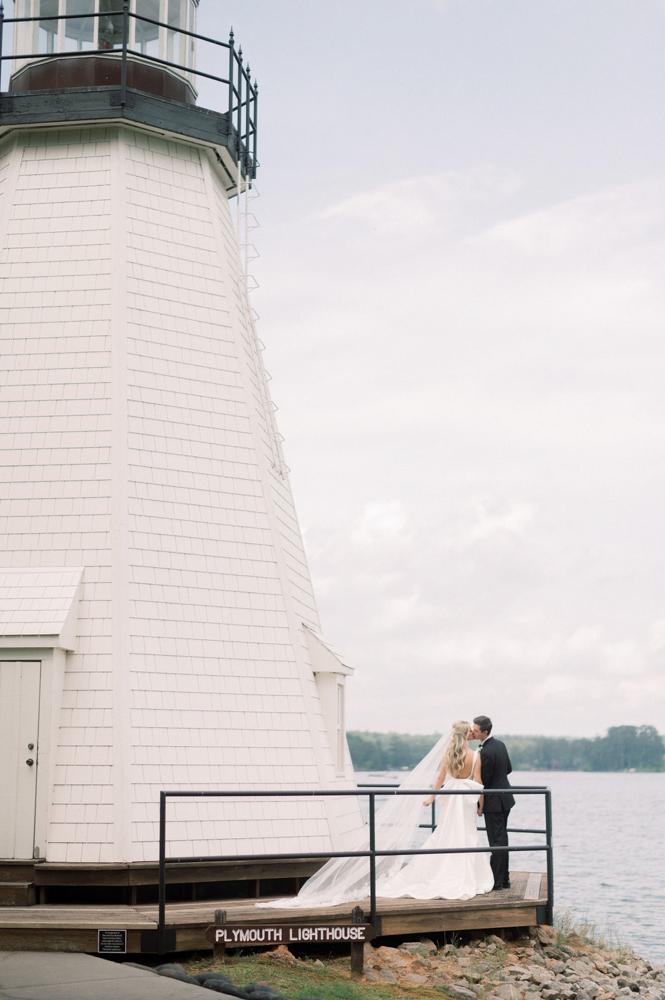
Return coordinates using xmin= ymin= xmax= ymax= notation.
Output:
xmin=0 ymin=870 xmax=548 ymax=951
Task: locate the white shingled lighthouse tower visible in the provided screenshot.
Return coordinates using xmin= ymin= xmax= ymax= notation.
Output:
xmin=0 ymin=0 xmax=361 ymax=874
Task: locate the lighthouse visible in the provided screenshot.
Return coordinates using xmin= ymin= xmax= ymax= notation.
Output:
xmin=0 ymin=1 xmax=361 ymax=877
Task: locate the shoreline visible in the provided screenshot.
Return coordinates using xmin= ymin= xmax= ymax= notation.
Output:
xmin=179 ymin=920 xmax=665 ymax=999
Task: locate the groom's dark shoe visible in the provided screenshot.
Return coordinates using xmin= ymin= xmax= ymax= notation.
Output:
xmin=493 ymin=879 xmax=511 ymax=890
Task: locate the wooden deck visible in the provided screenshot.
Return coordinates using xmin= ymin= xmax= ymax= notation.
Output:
xmin=0 ymin=871 xmax=548 ymax=953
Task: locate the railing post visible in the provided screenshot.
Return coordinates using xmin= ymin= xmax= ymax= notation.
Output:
xmin=213 ymin=908 xmax=227 ymax=963
xmin=368 ymin=792 xmax=377 ymax=930
xmin=236 ymin=48 xmax=243 ymax=169
xmin=350 ymin=905 xmax=364 ymax=978
xmin=158 ymin=791 xmax=167 ymax=954
xmin=545 ymin=789 xmax=554 ymax=925
xmin=0 ymin=3 xmax=5 ymax=96
xmin=430 ymin=796 xmax=436 ymax=832
xmin=252 ymin=83 xmax=258 ymax=180
xmin=243 ymin=63 xmax=250 ymax=175
xmin=227 ymin=28 xmax=234 ymax=138
xmin=120 ymin=0 xmax=129 ymax=107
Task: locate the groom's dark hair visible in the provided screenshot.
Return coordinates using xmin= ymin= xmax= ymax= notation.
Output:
xmin=474 ymin=715 xmax=492 ymax=735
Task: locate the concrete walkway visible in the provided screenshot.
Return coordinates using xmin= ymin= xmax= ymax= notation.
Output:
xmin=0 ymin=952 xmax=206 ymax=999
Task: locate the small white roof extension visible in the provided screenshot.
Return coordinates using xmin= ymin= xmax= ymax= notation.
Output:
xmin=303 ymin=623 xmax=354 ymax=675
xmin=0 ymin=567 xmax=83 ymax=650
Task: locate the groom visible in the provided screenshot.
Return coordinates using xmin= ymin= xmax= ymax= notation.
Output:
xmin=472 ymin=715 xmax=515 ymax=891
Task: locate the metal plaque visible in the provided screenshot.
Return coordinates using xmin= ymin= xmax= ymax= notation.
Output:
xmin=98 ymin=929 xmax=127 ymax=953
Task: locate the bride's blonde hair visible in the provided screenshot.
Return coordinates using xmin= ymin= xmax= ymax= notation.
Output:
xmin=444 ymin=721 xmax=470 ymax=777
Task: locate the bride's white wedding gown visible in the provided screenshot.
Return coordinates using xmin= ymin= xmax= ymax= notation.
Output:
xmin=257 ymin=735 xmax=493 ymax=910
xmin=376 ymin=751 xmax=494 ymax=901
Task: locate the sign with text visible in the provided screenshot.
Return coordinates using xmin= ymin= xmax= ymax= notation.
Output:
xmin=98 ymin=929 xmax=127 ymax=953
xmin=205 ymin=923 xmax=376 ymax=947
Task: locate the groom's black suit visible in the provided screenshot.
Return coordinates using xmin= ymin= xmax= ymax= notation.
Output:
xmin=479 ymin=736 xmax=515 ymax=889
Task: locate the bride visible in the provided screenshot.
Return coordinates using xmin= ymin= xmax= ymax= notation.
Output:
xmin=257 ymin=721 xmax=493 ymax=909
xmin=376 ymin=720 xmax=493 ymax=900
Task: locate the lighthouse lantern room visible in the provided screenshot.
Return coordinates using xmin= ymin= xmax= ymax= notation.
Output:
xmin=0 ymin=2 xmax=361 ymax=872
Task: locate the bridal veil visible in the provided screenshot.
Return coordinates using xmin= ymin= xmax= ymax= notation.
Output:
xmin=257 ymin=729 xmax=452 ymax=909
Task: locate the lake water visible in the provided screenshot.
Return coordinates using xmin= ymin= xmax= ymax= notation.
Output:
xmin=355 ymin=769 xmax=665 ymax=964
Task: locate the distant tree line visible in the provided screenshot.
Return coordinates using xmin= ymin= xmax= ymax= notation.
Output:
xmin=347 ymin=725 xmax=665 ymax=772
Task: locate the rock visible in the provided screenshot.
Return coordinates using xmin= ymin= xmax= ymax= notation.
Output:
xmin=204 ymin=992 xmax=249 ymax=999
xmin=158 ymin=969 xmax=202 ymax=985
xmin=578 ymin=979 xmax=602 ymax=997
xmin=412 ymin=957 xmax=432 ymax=970
xmin=551 ymin=962 xmax=567 ymax=974
xmin=493 ymin=986 xmax=523 ymax=1000
xmin=364 ymin=969 xmax=380 ymax=982
xmin=531 ymin=926 xmax=557 ymax=947
xmin=375 ymin=945 xmax=402 ymax=959
xmin=203 ymin=985 xmax=249 ymax=999
xmin=523 ymin=993 xmax=540 ymax=1000
xmin=446 ymin=986 xmax=478 ymax=1000
xmin=419 ymin=936 xmax=438 ymax=954
xmin=379 ymin=969 xmax=397 ymax=983
xmin=488 ymin=934 xmax=506 ymax=947
xmin=400 ymin=941 xmax=429 ymax=956
xmin=123 ymin=962 xmax=158 ymax=974
xmin=266 ymin=945 xmax=297 ymax=962
xmin=403 ymin=973 xmax=428 ymax=984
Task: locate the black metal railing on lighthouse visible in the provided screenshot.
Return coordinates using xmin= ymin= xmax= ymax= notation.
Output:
xmin=0 ymin=3 xmax=257 ymax=181
xmin=155 ymin=785 xmax=553 ymax=955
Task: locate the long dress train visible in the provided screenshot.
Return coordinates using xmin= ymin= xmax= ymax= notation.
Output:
xmin=257 ymin=734 xmax=492 ymax=909
xmin=376 ymin=751 xmax=494 ymax=901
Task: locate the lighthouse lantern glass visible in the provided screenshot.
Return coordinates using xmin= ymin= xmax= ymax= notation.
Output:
xmin=14 ymin=0 xmax=197 ymax=69
xmin=65 ymin=0 xmax=95 ymax=51
xmin=167 ymin=0 xmax=183 ymax=65
xmin=38 ymin=0 xmax=58 ymax=54
xmin=99 ymin=0 xmax=122 ymax=49
xmin=134 ymin=0 xmax=159 ymax=57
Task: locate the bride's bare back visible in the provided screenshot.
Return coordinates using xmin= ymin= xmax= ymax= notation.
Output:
xmin=450 ymin=748 xmax=481 ymax=780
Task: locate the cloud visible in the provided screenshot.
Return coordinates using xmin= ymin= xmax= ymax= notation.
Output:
xmin=350 ymin=500 xmax=411 ymax=545
xmin=258 ymin=169 xmax=665 ymax=737
xmin=461 ymin=498 xmax=534 ymax=545
xmin=473 ymin=180 xmax=665 ymax=257
xmin=312 ymin=168 xmax=521 ymax=237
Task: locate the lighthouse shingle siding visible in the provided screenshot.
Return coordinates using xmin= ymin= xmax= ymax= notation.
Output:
xmin=0 ymin=126 xmax=361 ymax=864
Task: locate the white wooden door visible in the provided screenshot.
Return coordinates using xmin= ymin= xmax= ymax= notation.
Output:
xmin=0 ymin=661 xmax=41 ymax=858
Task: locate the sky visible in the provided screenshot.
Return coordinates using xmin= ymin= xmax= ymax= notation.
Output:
xmin=195 ymin=1 xmax=665 ymax=737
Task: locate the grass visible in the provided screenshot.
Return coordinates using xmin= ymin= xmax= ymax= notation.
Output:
xmin=554 ymin=908 xmax=631 ymax=957
xmin=182 ymin=951 xmax=453 ymax=1000
xmin=178 ymin=908 xmax=638 ymax=1000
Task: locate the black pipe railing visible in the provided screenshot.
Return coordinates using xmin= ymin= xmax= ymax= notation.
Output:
xmin=357 ymin=781 xmax=549 ymax=835
xmin=156 ymin=785 xmax=553 ymax=955
xmin=0 ymin=5 xmax=257 ymax=181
